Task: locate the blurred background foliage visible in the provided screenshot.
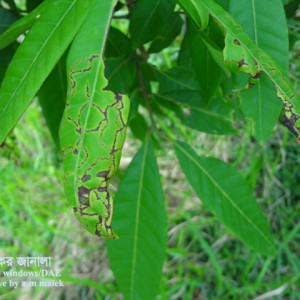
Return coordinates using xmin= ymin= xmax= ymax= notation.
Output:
xmin=0 ymin=0 xmax=300 ymax=299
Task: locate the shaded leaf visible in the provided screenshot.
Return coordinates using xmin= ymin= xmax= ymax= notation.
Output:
xmin=129 ymin=113 xmax=149 ymax=141
xmin=148 ymin=12 xmax=183 ymax=53
xmin=107 ymin=139 xmax=167 ymax=300
xmin=0 ymin=45 xmax=15 ymax=85
xmin=129 ymin=0 xmax=176 ymax=48
xmin=105 ymin=55 xmax=137 ymax=94
xmin=157 ymin=66 xmax=201 ymax=93
xmin=0 ymin=7 xmax=18 ymax=35
xmin=157 ymin=90 xmax=238 ymax=135
xmin=127 ymin=90 xmax=140 ymax=123
xmin=186 ymin=20 xmax=224 ymax=100
xmin=105 ymin=26 xmax=132 ymax=58
xmin=179 ymin=20 xmax=229 ymax=78
xmin=38 ymin=53 xmax=67 ymax=148
xmin=199 ymin=21 xmax=230 ymax=74
xmin=174 ymin=140 xmax=275 ymax=255
xmin=0 ymin=0 xmax=49 ymax=50
xmin=27 ymin=0 xmax=44 ymax=11
xmin=177 ymin=31 xmax=193 ymax=68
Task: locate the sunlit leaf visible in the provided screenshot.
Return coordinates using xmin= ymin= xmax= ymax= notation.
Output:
xmin=0 ymin=0 xmax=95 ymax=144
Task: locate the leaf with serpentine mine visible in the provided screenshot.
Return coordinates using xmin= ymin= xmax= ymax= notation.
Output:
xmin=59 ymin=0 xmax=129 ymax=239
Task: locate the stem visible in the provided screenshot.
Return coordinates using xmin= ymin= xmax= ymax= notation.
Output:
xmin=125 ymin=0 xmax=155 ymax=131
xmin=134 ymin=52 xmax=156 ymax=131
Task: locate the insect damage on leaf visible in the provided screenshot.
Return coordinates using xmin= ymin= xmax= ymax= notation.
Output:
xmin=60 ymin=55 xmax=130 ymax=239
xmin=177 ymin=0 xmax=300 ymax=142
xmin=223 ymin=31 xmax=300 ymax=142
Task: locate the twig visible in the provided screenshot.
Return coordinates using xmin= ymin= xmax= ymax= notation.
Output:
xmin=134 ymin=52 xmax=156 ymax=131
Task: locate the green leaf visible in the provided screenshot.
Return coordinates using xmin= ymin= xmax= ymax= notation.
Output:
xmin=174 ymin=140 xmax=275 ymax=255
xmin=201 ymin=33 xmax=230 ymax=76
xmin=38 ymin=53 xmax=67 ymax=148
xmin=240 ymin=75 xmax=282 ymax=143
xmin=129 ymin=113 xmax=149 ymax=141
xmin=157 ymin=90 xmax=238 ymax=135
xmin=179 ymin=20 xmax=230 ymax=78
xmin=107 ymin=138 xmax=167 ymax=300
xmin=127 ymin=91 xmax=140 ymax=123
xmin=105 ymin=56 xmax=137 ymax=94
xmin=0 ymin=7 xmax=18 ymax=35
xmin=214 ymin=0 xmax=229 ymax=8
xmin=0 ymin=45 xmax=15 ymax=86
xmin=157 ymin=66 xmax=201 ymax=93
xmin=148 ymin=12 xmax=183 ymax=53
xmin=27 ymin=0 xmax=44 ymax=11
xmin=129 ymin=0 xmax=176 ymax=48
xmin=186 ymin=20 xmax=224 ymax=100
xmin=178 ymin=31 xmax=193 ymax=68
xmin=229 ymin=0 xmax=288 ymax=143
xmin=59 ymin=0 xmax=130 ymax=239
xmin=177 ymin=0 xmax=209 ymax=30
xmin=0 ymin=0 xmax=49 ymax=50
xmin=0 ymin=0 xmax=95 ymax=144
xmin=155 ymin=64 xmax=237 ymax=134
xmin=177 ymin=0 xmax=300 ymax=142
xmin=105 ymin=27 xmax=132 ymax=58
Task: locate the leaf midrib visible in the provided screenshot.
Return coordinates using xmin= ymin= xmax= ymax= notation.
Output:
xmin=175 ymin=141 xmax=274 ymax=251
xmin=133 ymin=0 xmax=162 ymax=47
xmin=158 ymin=68 xmax=199 ymax=91
xmin=130 ymin=138 xmax=149 ymax=296
xmin=72 ymin=1 xmax=114 ymax=203
xmin=107 ymin=56 xmax=132 ymax=80
xmin=251 ymin=0 xmax=258 ymax=45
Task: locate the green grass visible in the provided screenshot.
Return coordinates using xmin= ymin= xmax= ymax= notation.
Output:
xmin=156 ymin=129 xmax=300 ymax=299
xmin=0 ymin=100 xmax=121 ymax=299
